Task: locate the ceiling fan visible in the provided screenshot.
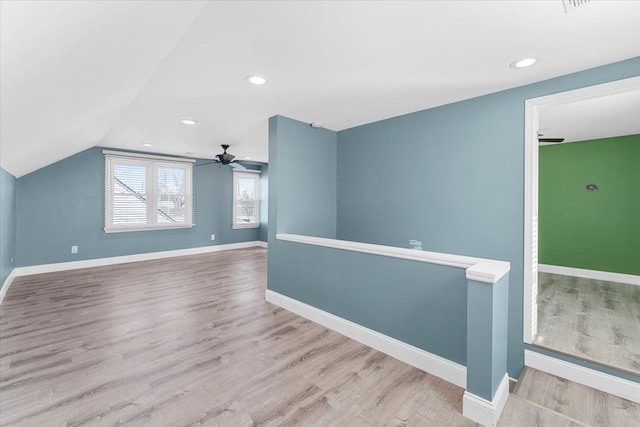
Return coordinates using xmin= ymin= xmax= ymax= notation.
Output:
xmin=212 ymin=144 xmax=246 ymax=169
xmin=538 ymin=137 xmax=565 ymax=143
xmin=537 ymin=132 xmax=564 ymax=144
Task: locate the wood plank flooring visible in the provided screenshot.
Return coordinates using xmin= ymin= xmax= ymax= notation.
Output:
xmin=534 ymin=272 xmax=640 ymax=375
xmin=0 ymin=248 xmax=479 ymax=426
xmin=497 ymin=395 xmax=583 ymax=427
xmin=514 ymin=368 xmax=640 ymax=427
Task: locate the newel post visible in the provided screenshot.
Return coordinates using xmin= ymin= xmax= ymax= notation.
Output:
xmin=463 ymin=261 xmax=510 ymax=426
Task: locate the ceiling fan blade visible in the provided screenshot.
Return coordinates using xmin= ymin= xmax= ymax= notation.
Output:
xmin=538 ymin=138 xmax=565 ymax=143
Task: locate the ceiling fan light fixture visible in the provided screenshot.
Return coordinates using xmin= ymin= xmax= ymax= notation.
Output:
xmin=246 ymin=74 xmax=268 ymax=85
xmin=214 ymin=144 xmax=236 ymax=165
xmin=510 ymin=57 xmax=538 ymax=69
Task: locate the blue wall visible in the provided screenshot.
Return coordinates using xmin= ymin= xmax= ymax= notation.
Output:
xmin=465 ymin=275 xmax=509 ymax=401
xmin=336 ymin=57 xmax=640 ymax=378
xmin=267 ymin=116 xmax=472 ymax=371
xmin=268 ymin=116 xmax=337 ymax=239
xmin=268 ymin=57 xmax=640 ymax=381
xmin=270 ymin=240 xmax=468 ymax=365
xmin=16 ymin=147 xmax=265 ymax=267
xmin=1 ymin=167 xmax=17 ymax=288
xmin=259 ymin=163 xmax=269 ymax=242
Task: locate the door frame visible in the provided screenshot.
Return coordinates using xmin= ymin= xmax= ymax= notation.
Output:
xmin=523 ymin=75 xmax=640 ymax=344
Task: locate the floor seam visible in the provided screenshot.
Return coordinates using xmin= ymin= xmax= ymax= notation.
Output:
xmin=508 ymin=394 xmax=592 ymax=427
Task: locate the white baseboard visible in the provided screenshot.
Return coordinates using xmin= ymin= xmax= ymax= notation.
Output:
xmin=0 ymin=268 xmax=17 ymax=304
xmin=524 ymin=349 xmax=640 ymax=403
xmin=265 ymin=289 xmax=467 ymax=388
xmin=462 ymin=374 xmax=509 ymax=427
xmin=255 ymin=241 xmax=268 ymax=248
xmin=11 ymin=241 xmax=266 ymax=278
xmin=539 ymin=264 xmax=639 ymax=286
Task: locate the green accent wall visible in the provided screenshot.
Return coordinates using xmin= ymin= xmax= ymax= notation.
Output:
xmin=539 ymin=134 xmax=640 ymax=275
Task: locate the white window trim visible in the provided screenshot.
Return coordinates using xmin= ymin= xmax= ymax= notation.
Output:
xmin=102 ymin=150 xmax=196 ymax=163
xmin=104 ymin=151 xmax=195 ymax=233
xmin=232 ymin=169 xmax=260 ymax=229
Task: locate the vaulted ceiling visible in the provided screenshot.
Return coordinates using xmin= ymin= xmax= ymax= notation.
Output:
xmin=2 ymin=1 xmax=640 ymax=177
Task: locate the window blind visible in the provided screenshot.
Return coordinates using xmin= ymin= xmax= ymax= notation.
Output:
xmin=104 ymin=151 xmax=194 ymax=233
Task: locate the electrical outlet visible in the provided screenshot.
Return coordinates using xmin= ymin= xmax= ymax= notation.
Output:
xmin=10 ymin=256 xmax=14 ymax=266
xmin=71 ymin=245 xmax=78 ymax=254
xmin=409 ymin=240 xmax=423 ymax=250
xmin=210 ymin=234 xmax=216 ymax=241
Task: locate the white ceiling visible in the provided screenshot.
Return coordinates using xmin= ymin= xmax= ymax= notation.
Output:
xmin=2 ymin=1 xmax=640 ymax=177
xmin=538 ymin=88 xmax=640 ymax=145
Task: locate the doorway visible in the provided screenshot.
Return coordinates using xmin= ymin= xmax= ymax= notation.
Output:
xmin=523 ymin=76 xmax=640 ymax=371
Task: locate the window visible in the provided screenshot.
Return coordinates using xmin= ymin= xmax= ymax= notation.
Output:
xmin=104 ymin=151 xmax=194 ymax=232
xmin=233 ymin=170 xmax=260 ymax=229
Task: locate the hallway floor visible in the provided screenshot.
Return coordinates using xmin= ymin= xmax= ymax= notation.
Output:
xmin=534 ymin=272 xmax=640 ymax=375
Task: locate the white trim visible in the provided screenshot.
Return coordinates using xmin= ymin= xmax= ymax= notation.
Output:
xmin=12 ymin=241 xmax=265 ymax=277
xmin=265 ymin=289 xmax=467 ymax=388
xmin=0 ymin=269 xmax=17 ymax=304
xmin=232 ymin=170 xmax=260 ymax=229
xmin=523 ymin=76 xmax=640 ymax=344
xmin=102 ymin=149 xmax=196 ymax=163
xmin=232 ymin=223 xmax=260 ymax=230
xmin=233 ymin=169 xmax=260 ymax=174
xmin=104 ymin=224 xmax=195 ymax=233
xmin=539 ymin=264 xmax=639 ymax=286
xmin=277 ymin=233 xmax=477 ymax=268
xmin=276 ymin=233 xmax=509 ymax=283
xmin=524 ymin=349 xmax=640 ymax=403
xmin=523 ymin=95 xmax=540 ymax=344
xmin=104 ymin=154 xmax=194 ymax=233
xmin=462 ymin=374 xmax=510 ymax=427
xmin=466 ymin=261 xmax=511 ymax=284
xmin=255 ymin=241 xmax=268 ymax=248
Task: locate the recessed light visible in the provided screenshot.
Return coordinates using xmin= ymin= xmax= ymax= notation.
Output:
xmin=246 ymin=75 xmax=268 ymax=85
xmin=243 ymin=156 xmax=252 ymax=160
xmin=142 ymin=143 xmax=153 ymax=147
xmin=181 ymin=119 xmax=197 ymax=125
xmin=510 ymin=57 xmax=538 ymax=69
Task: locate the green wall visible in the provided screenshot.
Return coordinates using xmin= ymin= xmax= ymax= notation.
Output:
xmin=539 ymin=134 xmax=640 ymax=275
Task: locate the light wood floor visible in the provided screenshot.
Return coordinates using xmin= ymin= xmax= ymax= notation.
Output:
xmin=4 ymin=250 xmax=637 ymax=426
xmin=534 ymin=272 xmax=640 ymax=375
xmin=1 ymin=248 xmax=480 ymax=426
xmin=514 ymin=368 xmax=640 ymax=427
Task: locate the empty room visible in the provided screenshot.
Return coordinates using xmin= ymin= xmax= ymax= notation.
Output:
xmin=1 ymin=1 xmax=639 ymax=426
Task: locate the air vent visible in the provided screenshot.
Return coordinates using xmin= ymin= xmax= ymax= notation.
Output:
xmin=563 ymin=0 xmax=591 ymax=13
